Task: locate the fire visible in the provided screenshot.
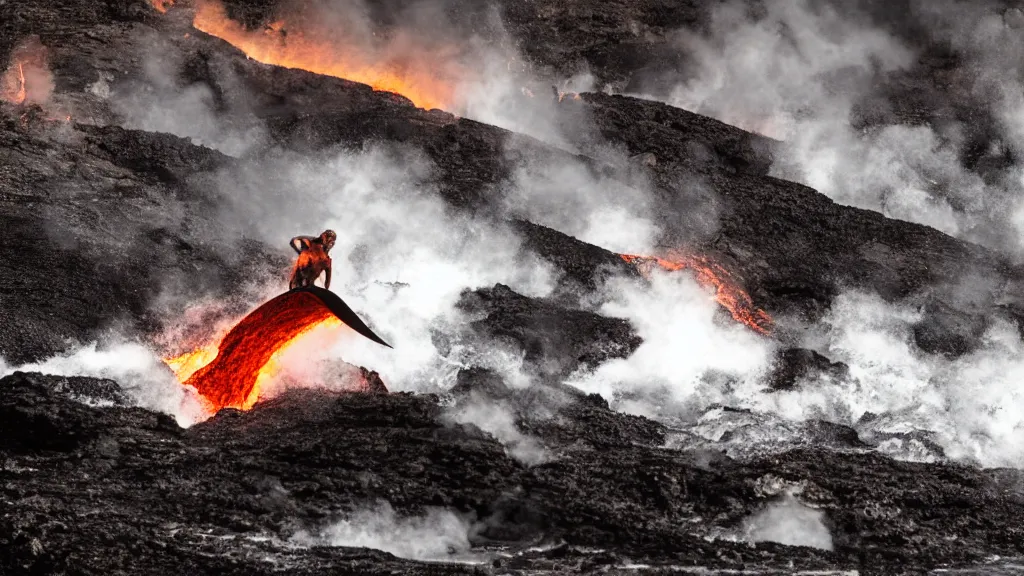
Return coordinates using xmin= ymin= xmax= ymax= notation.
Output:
xmin=190 ymin=0 xmax=459 ymax=110
xmin=620 ymin=253 xmax=773 ymax=335
xmin=557 ymin=91 xmax=581 ymax=102
xmin=149 ymin=0 xmax=175 ymax=13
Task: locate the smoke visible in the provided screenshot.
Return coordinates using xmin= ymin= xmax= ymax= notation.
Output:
xmin=738 ymin=494 xmax=834 ymax=551
xmin=0 ymin=342 xmax=209 ymax=427
xmin=109 ymin=29 xmax=266 ymax=157
xmin=291 ymin=501 xmax=475 ymax=562
xmin=209 ymin=144 xmax=556 ymax=394
xmin=446 ymin=397 xmax=550 ymax=466
xmin=567 ymin=268 xmax=773 ymax=420
xmin=504 ymin=150 xmax=660 ymax=254
xmin=634 ymin=0 xmax=1024 ymax=253
xmin=753 ymin=290 xmax=1024 ymax=469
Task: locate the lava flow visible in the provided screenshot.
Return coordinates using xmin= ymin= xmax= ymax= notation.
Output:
xmin=164 ymin=291 xmax=343 ymax=411
xmin=190 ymin=0 xmax=459 ymax=110
xmin=620 ymin=253 xmax=773 ymax=335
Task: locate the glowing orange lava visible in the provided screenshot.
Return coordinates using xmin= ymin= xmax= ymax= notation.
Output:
xmin=191 ymin=0 xmax=459 ymax=110
xmin=164 ymin=291 xmax=344 ymax=411
xmin=149 ymin=0 xmax=175 ymax=13
xmin=0 ymin=62 xmax=26 ymax=104
xmin=1 ymin=36 xmax=52 ymax=107
xmin=620 ymin=253 xmax=773 ymax=335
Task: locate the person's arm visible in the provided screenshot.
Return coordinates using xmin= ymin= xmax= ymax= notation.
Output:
xmin=289 ymin=236 xmax=316 ymax=254
xmin=323 ymin=263 xmax=332 ymax=290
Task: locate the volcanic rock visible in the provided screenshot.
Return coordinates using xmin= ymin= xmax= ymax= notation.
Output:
xmin=766 ymin=348 xmax=851 ymax=392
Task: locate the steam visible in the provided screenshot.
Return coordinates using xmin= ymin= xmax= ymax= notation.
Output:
xmin=635 ymin=0 xmax=1024 ymax=253
xmin=757 ymin=291 xmax=1024 ymax=468
xmin=0 ymin=342 xmax=209 ymax=427
xmin=738 ymin=495 xmax=834 ymax=551
xmin=291 ymin=501 xmax=475 ymax=562
xmin=110 ymin=30 xmax=267 ymax=157
xmin=211 ymin=144 xmax=556 ymax=394
xmin=447 ymin=398 xmax=550 ymax=466
xmin=504 ymin=150 xmax=660 ymax=254
xmin=567 ymin=268 xmax=773 ymax=420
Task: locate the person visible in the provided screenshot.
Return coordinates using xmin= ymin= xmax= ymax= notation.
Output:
xmin=288 ymin=230 xmax=336 ymax=290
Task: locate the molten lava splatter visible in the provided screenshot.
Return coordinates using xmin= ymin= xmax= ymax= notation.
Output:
xmin=620 ymin=253 xmax=773 ymax=335
xmin=190 ymin=0 xmax=459 ymax=110
xmin=164 ymin=292 xmax=344 ymax=411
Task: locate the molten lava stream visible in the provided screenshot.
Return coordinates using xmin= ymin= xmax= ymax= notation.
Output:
xmin=191 ymin=0 xmax=457 ymax=111
xmin=620 ymin=253 xmax=773 ymax=335
xmin=164 ymin=295 xmax=344 ymax=411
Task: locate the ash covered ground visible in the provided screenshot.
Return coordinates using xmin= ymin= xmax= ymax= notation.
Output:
xmin=5 ymin=0 xmax=1024 ymax=574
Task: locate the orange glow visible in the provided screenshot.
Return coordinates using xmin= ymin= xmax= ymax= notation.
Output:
xmin=190 ymin=0 xmax=460 ymax=110
xmin=0 ymin=62 xmax=26 ymax=104
xmin=557 ymin=91 xmax=581 ymax=102
xmin=620 ymin=253 xmax=773 ymax=335
xmin=163 ymin=292 xmax=346 ymax=411
xmin=149 ymin=0 xmax=175 ymax=13
xmin=1 ymin=37 xmax=52 ymax=107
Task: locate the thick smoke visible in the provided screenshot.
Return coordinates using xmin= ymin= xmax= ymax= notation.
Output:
xmin=290 ymin=501 xmax=476 ymax=562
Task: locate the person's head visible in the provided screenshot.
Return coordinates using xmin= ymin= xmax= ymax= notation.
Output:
xmin=319 ymin=229 xmax=337 ymax=251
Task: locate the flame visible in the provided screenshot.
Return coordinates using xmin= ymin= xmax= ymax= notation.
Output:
xmin=190 ymin=0 xmax=459 ymax=110
xmin=557 ymin=91 xmax=581 ymax=102
xmin=149 ymin=0 xmax=175 ymax=13
xmin=620 ymin=253 xmax=773 ymax=335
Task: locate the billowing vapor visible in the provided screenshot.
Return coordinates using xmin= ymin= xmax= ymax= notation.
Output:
xmin=291 ymin=501 xmax=475 ymax=562
xmin=763 ymin=291 xmax=1024 ymax=468
xmin=568 ymin=268 xmax=773 ymax=420
xmin=0 ymin=342 xmax=208 ymax=427
xmin=637 ymin=0 xmax=1024 ymax=254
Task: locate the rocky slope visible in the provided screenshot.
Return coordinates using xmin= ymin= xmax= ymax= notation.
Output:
xmin=4 ymin=0 xmax=1024 ymax=574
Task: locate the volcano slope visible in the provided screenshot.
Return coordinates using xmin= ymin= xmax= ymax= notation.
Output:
xmin=4 ymin=0 xmax=1024 ymax=574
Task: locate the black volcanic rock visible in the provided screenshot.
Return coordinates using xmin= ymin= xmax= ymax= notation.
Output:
xmin=7 ymin=0 xmax=1024 ymax=573
xmin=6 ymin=372 xmax=1024 ymax=573
xmin=767 ymin=348 xmax=850 ymax=392
xmin=457 ymin=283 xmax=642 ymax=379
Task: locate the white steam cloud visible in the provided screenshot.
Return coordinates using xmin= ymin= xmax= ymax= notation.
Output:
xmin=638 ymin=0 xmax=1024 ymax=253
xmin=0 ymin=342 xmax=209 ymax=427
xmin=567 ymin=269 xmax=774 ymax=420
xmin=291 ymin=501 xmax=475 ymax=562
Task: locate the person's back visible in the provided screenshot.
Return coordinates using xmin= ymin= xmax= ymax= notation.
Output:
xmin=289 ymin=230 xmax=336 ymax=290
